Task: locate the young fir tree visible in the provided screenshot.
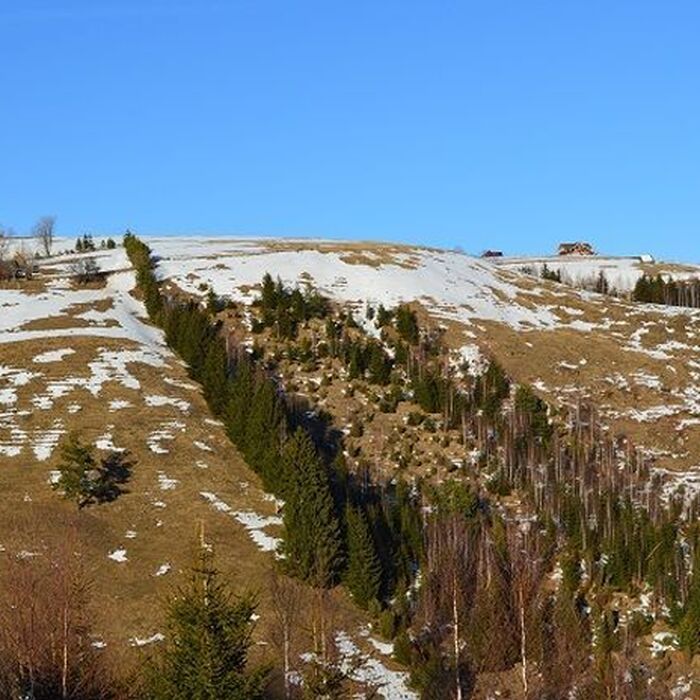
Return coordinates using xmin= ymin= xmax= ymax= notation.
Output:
xmin=226 ymin=359 xmax=255 ymax=447
xmin=678 ymin=544 xmax=700 ymax=658
xmin=395 ymin=305 xmax=419 ymax=344
xmin=344 ymin=505 xmax=382 ymax=609
xmin=260 ymin=272 xmax=277 ymax=322
xmin=53 ymin=433 xmax=98 ymax=508
xmin=281 ymin=429 xmax=343 ymax=586
xmin=180 ymin=305 xmax=211 ymax=376
xmin=243 ymin=378 xmax=284 ymax=491
xmin=53 ymin=434 xmax=131 ymax=508
xmin=148 ymin=548 xmax=268 ymax=700
xmin=375 ymin=304 xmax=393 ymax=328
xmin=368 ymin=342 xmax=391 ymax=385
xmin=202 ymin=338 xmax=229 ymax=416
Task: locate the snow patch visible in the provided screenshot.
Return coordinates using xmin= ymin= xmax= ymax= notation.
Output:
xmin=108 ymin=548 xmax=128 ymax=563
xmin=33 ymin=348 xmax=76 ymax=364
xmin=200 ymin=491 xmax=283 ymax=554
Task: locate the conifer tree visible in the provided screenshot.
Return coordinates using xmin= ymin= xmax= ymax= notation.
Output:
xmin=678 ymin=544 xmax=700 ymax=658
xmin=633 ymin=275 xmax=650 ymax=303
xmin=53 ymin=433 xmax=98 ymax=508
xmin=244 ymin=378 xmax=284 ymax=490
xmin=53 ymin=434 xmax=131 ymax=508
xmin=281 ymin=429 xmax=343 ymax=586
xmin=395 ymin=305 xmax=419 ymax=344
xmin=260 ymin=272 xmax=277 ymax=309
xmin=375 ymin=304 xmax=393 ymax=328
xmin=368 ymin=342 xmax=391 ymax=385
xmin=595 ymin=270 xmax=609 ymax=295
xmin=148 ymin=548 xmax=268 ymax=700
xmin=226 ymin=358 xmax=255 ymax=447
xmin=344 ymin=505 xmax=382 ymax=609
xmin=202 ymin=338 xmax=229 ymax=416
xmin=206 ymin=288 xmax=220 ymax=315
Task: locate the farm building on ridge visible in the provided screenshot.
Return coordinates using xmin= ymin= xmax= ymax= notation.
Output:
xmin=558 ymin=241 xmax=595 ymax=256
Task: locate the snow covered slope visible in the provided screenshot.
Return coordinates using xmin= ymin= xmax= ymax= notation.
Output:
xmin=153 ymin=237 xmax=564 ymax=330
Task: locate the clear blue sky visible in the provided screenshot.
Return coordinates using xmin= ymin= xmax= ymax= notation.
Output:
xmin=1 ymin=1 xmax=698 ymax=260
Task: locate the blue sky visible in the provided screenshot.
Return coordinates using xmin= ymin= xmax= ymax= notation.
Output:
xmin=1 ymin=1 xmax=698 ymax=260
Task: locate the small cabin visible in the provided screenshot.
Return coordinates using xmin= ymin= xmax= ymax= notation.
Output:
xmin=558 ymin=241 xmax=595 ymax=256
xmin=481 ymin=250 xmax=504 ymax=258
xmin=638 ymin=254 xmax=654 ymax=263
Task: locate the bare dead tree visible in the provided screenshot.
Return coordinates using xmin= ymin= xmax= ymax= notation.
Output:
xmin=0 ymin=226 xmax=8 ymax=261
xmin=0 ymin=515 xmax=117 ymax=699
xmin=268 ymin=570 xmax=305 ymax=699
xmin=0 ymin=227 xmax=10 ymax=280
xmin=507 ymin=523 xmax=548 ymax=699
xmin=33 ymin=215 xmax=56 ymax=257
xmin=420 ymin=512 xmax=476 ymax=699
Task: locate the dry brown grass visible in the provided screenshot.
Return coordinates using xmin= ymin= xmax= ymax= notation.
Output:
xmin=260 ymin=239 xmax=423 ymax=269
xmin=0 ymin=277 xmax=48 ymax=293
xmin=0 ymin=299 xmax=374 ymax=685
xmin=0 ymin=338 xmax=296 ymax=651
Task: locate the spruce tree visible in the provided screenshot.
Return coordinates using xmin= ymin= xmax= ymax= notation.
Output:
xmin=395 ymin=305 xmax=419 ymax=344
xmin=53 ymin=434 xmax=131 ymax=508
xmin=260 ymin=272 xmax=277 ymax=321
xmin=226 ymin=359 xmax=255 ymax=447
xmin=202 ymin=339 xmax=229 ymax=416
xmin=243 ymin=378 xmax=284 ymax=490
xmin=148 ymin=548 xmax=268 ymax=700
xmin=53 ymin=433 xmax=98 ymax=508
xmin=281 ymin=429 xmax=343 ymax=586
xmin=344 ymin=505 xmax=382 ymax=609
xmin=368 ymin=342 xmax=391 ymax=385
xmin=678 ymin=545 xmax=700 ymax=658
xmin=375 ymin=304 xmax=393 ymax=328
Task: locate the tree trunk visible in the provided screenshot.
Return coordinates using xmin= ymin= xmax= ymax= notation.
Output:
xmin=519 ymin=584 xmax=528 ymax=697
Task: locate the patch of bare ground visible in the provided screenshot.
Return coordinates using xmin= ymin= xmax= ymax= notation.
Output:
xmin=68 ymin=274 xmax=109 ymax=290
xmin=19 ymin=312 xmax=120 ymax=331
xmin=0 ymin=277 xmax=48 ymax=293
xmin=260 ymin=239 xmax=423 ymax=268
xmin=18 ymin=314 xmax=103 ymax=331
xmin=641 ymin=261 xmax=700 ymax=277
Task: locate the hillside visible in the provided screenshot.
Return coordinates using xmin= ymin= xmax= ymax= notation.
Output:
xmin=153 ymin=237 xmax=700 ymax=481
xmin=2 ymin=235 xmax=700 ymax=698
xmin=0 ymin=240 xmax=414 ymax=698
xmin=0 ymin=244 xmax=284 ymax=640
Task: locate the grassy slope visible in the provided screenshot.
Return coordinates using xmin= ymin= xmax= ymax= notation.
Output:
xmin=0 ymin=246 xmax=412 ymax=697
xmin=153 ymin=236 xmax=700 ymax=476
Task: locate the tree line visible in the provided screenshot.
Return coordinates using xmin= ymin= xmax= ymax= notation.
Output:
xmin=633 ymin=273 xmax=700 ymax=308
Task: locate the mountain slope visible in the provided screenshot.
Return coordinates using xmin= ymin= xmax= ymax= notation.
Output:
xmin=151 ymin=237 xmax=700 ymax=485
